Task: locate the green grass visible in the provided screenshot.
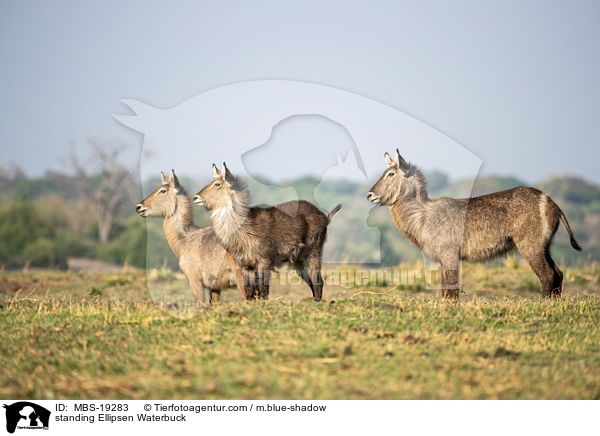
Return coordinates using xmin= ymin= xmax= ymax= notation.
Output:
xmin=0 ymin=265 xmax=599 ymax=399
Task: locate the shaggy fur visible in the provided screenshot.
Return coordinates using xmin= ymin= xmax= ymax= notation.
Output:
xmin=136 ymin=170 xmax=243 ymax=303
xmin=368 ymin=149 xmax=582 ymax=298
xmin=194 ymin=163 xmax=341 ymax=301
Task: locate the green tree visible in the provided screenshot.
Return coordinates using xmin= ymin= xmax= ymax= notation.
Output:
xmin=0 ymin=201 xmax=52 ymax=265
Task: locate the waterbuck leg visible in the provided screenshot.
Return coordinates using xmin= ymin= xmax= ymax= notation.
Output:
xmin=530 ymin=260 xmax=555 ymax=298
xmin=441 ymin=262 xmax=460 ymax=299
xmin=232 ymin=265 xmax=246 ymax=299
xmin=310 ymin=271 xmax=324 ymax=302
xmin=307 ymin=255 xmax=324 ymax=302
xmin=296 ymin=264 xmax=313 ymax=290
xmin=441 ymin=269 xmax=460 ymax=299
xmin=545 ymin=252 xmax=563 ymax=297
xmin=296 ymin=263 xmax=326 ymax=301
xmin=242 ymin=268 xmax=257 ymax=300
xmin=515 ymin=241 xmax=559 ymax=297
xmin=257 ymin=264 xmax=271 ymax=300
xmin=185 ymin=274 xmax=210 ymax=304
xmin=203 ymin=287 xmax=212 ymax=304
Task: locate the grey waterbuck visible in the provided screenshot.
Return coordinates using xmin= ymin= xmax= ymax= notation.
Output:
xmin=367 ymin=149 xmax=582 ymax=298
xmin=193 ymin=163 xmax=341 ymax=301
xmin=136 ymin=170 xmax=243 ymax=303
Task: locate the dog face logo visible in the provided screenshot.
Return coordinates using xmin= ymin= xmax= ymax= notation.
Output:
xmin=3 ymin=402 xmax=50 ymax=433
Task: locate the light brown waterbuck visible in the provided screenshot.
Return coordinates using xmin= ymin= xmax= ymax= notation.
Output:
xmin=367 ymin=149 xmax=582 ymax=298
xmin=136 ymin=170 xmax=243 ymax=303
xmin=193 ymin=163 xmax=341 ymax=301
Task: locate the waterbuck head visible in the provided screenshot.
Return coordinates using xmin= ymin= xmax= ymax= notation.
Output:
xmin=136 ymin=169 xmax=185 ymax=218
xmin=193 ymin=162 xmax=241 ymax=210
xmin=367 ymin=149 xmax=426 ymax=205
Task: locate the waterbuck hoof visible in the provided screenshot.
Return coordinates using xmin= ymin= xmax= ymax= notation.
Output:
xmin=543 ymin=288 xmax=563 ymax=298
xmin=442 ymin=291 xmax=460 ymax=299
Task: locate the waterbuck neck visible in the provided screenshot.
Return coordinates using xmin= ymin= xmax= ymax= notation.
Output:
xmin=163 ymin=194 xmax=196 ymax=258
xmin=390 ymin=195 xmax=428 ymax=248
xmin=209 ymin=185 xmax=252 ymax=256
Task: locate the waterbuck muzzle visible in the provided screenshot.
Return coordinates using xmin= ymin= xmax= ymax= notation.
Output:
xmin=135 ymin=203 xmax=148 ymax=216
xmin=193 ymin=194 xmax=205 ymax=207
xmin=367 ymin=192 xmax=381 ymax=204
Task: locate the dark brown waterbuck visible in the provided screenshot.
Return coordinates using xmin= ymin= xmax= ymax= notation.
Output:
xmin=136 ymin=170 xmax=243 ymax=303
xmin=193 ymin=163 xmax=341 ymax=301
xmin=367 ymin=149 xmax=582 ymax=298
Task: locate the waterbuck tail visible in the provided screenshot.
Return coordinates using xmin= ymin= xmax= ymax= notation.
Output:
xmin=328 ymin=204 xmax=342 ymax=223
xmin=558 ymin=208 xmax=582 ymax=251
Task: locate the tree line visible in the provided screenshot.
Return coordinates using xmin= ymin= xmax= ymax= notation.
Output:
xmin=1 ymin=143 xmax=598 ymax=270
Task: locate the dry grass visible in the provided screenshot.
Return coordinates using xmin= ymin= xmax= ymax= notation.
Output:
xmin=0 ymin=264 xmax=599 ymax=399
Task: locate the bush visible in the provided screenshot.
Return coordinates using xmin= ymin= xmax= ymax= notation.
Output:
xmin=55 ymin=231 xmax=96 ymax=258
xmin=22 ymin=238 xmax=67 ymax=268
xmin=0 ymin=201 xmax=53 ymax=265
xmin=97 ymin=216 xmax=177 ymax=270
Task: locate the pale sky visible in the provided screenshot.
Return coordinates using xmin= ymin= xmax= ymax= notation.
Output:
xmin=1 ymin=0 xmax=599 ymax=182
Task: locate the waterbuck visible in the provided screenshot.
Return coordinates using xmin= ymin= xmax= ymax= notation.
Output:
xmin=193 ymin=163 xmax=341 ymax=301
xmin=367 ymin=149 xmax=582 ymax=298
xmin=136 ymin=170 xmax=243 ymax=303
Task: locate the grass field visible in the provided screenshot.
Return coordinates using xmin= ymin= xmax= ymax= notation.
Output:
xmin=1 ymin=261 xmax=599 ymax=399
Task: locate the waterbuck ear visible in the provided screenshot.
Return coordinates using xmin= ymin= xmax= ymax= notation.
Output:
xmin=384 ymin=152 xmax=397 ymax=168
xmin=396 ymin=149 xmax=409 ymax=172
xmin=160 ymin=171 xmax=169 ymax=185
xmin=222 ymin=162 xmax=235 ymax=184
xmin=212 ymin=163 xmax=222 ymax=179
xmin=169 ymin=169 xmax=181 ymax=191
